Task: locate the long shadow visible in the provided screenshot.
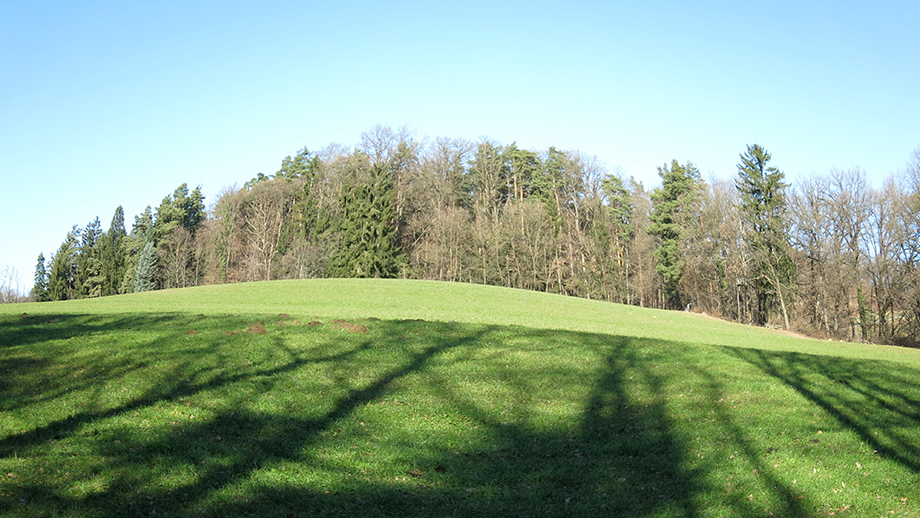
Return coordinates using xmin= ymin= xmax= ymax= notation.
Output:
xmin=2 ymin=315 xmax=716 ymax=517
xmin=728 ymin=347 xmax=920 ymax=473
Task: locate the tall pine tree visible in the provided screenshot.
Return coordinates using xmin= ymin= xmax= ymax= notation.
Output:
xmin=32 ymin=253 xmax=50 ymax=302
xmin=735 ymin=144 xmax=793 ymax=328
xmin=648 ymin=160 xmax=702 ymax=309
xmin=99 ymin=206 xmax=128 ymax=296
xmin=48 ymin=226 xmax=80 ymax=301
xmin=134 ymin=241 xmax=157 ymax=292
xmin=328 ymin=164 xmax=406 ymax=278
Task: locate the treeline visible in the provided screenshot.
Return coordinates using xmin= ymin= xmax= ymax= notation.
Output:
xmin=31 ymin=125 xmax=920 ymax=346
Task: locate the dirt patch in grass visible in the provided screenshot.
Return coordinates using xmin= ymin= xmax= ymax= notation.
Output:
xmin=247 ymin=323 xmax=268 ymax=335
xmin=330 ymin=320 xmax=369 ymax=334
xmin=224 ymin=323 xmax=270 ymax=336
xmin=187 ymin=329 xmax=198 ymax=335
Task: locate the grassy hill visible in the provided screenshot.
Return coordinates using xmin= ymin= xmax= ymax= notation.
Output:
xmin=2 ymin=279 xmax=919 ymax=517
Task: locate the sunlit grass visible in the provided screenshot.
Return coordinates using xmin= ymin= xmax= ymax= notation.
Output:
xmin=2 ymin=279 xmax=920 ymax=517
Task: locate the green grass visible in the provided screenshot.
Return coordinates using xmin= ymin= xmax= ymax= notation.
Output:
xmin=1 ymin=279 xmax=919 ymax=517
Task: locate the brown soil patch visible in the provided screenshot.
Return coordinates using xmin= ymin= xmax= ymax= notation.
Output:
xmin=187 ymin=329 xmax=198 ymax=335
xmin=308 ymin=321 xmax=323 ymax=326
xmin=330 ymin=320 xmax=369 ymax=334
xmin=247 ymin=323 xmax=268 ymax=335
xmin=278 ymin=313 xmax=290 ymax=319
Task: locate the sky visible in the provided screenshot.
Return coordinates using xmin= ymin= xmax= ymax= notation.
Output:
xmin=2 ymin=0 xmax=918 ymax=294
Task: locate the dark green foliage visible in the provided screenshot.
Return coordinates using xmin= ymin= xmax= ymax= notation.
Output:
xmin=74 ymin=217 xmax=105 ymax=298
xmin=505 ymin=143 xmax=541 ymax=201
xmin=735 ymin=144 xmax=793 ymax=326
xmin=98 ymin=206 xmax=128 ymax=296
xmin=648 ymin=160 xmax=702 ymax=309
xmin=276 ymin=147 xmax=320 ymax=182
xmin=327 ymin=165 xmax=406 ymax=278
xmin=31 ymin=253 xmax=50 ymax=302
xmin=132 ymin=206 xmax=154 ymax=242
xmin=153 ymin=183 xmax=206 ymax=241
xmin=133 ymin=241 xmax=157 ymax=292
xmin=47 ymin=226 xmax=80 ymax=301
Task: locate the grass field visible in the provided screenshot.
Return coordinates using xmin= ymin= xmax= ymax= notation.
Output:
xmin=2 ymin=279 xmax=919 ymax=517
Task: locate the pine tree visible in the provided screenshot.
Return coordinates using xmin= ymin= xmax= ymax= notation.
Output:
xmin=74 ymin=217 xmax=104 ymax=298
xmin=648 ymin=160 xmax=702 ymax=309
xmin=735 ymin=144 xmax=793 ymax=328
xmin=134 ymin=241 xmax=157 ymax=292
xmin=48 ymin=226 xmax=80 ymax=301
xmin=32 ymin=253 xmax=50 ymax=302
xmin=328 ymin=165 xmax=406 ymax=278
xmin=99 ymin=206 xmax=128 ymax=296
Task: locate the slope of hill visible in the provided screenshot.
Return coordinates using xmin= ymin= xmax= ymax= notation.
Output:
xmin=2 ymin=279 xmax=919 ymax=517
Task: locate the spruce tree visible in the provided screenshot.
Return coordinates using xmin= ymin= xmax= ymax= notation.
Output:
xmin=134 ymin=241 xmax=158 ymax=292
xmin=100 ymin=206 xmax=128 ymax=296
xmin=328 ymin=164 xmax=406 ymax=278
xmin=648 ymin=160 xmax=702 ymax=309
xmin=74 ymin=217 xmax=103 ymax=298
xmin=32 ymin=253 xmax=50 ymax=302
xmin=735 ymin=144 xmax=793 ymax=328
xmin=48 ymin=226 xmax=80 ymax=301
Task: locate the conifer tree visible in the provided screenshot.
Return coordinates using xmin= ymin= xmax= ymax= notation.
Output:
xmin=74 ymin=217 xmax=104 ymax=298
xmin=134 ymin=241 xmax=157 ymax=292
xmin=48 ymin=226 xmax=80 ymax=301
xmin=648 ymin=160 xmax=702 ymax=309
xmin=328 ymin=164 xmax=406 ymax=278
xmin=32 ymin=252 xmax=50 ymax=302
xmin=735 ymin=144 xmax=793 ymax=328
xmin=99 ymin=206 xmax=128 ymax=296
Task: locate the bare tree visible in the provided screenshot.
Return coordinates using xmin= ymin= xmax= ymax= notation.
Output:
xmin=241 ymin=179 xmax=298 ymax=281
xmin=0 ymin=264 xmax=25 ymax=303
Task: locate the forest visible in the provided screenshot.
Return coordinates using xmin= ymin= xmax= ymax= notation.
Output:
xmin=28 ymin=125 xmax=920 ymax=347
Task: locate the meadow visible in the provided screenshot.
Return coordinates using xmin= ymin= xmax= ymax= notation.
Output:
xmin=1 ymin=279 xmax=919 ymax=517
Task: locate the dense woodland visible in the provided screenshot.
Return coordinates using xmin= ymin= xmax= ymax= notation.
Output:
xmin=27 ymin=125 xmax=920 ymax=346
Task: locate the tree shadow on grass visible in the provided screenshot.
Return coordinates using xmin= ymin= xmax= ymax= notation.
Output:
xmin=728 ymin=347 xmax=920 ymax=474
xmin=0 ymin=314 xmax=799 ymax=517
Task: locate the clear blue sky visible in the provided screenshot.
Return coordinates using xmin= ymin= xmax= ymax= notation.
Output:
xmin=2 ymin=0 xmax=918 ymax=293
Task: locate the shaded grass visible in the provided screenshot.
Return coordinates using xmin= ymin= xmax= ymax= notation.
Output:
xmin=1 ymin=280 xmax=920 ymax=517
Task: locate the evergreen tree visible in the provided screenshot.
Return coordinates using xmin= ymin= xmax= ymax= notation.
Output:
xmin=152 ymin=184 xmax=206 ymax=288
xmin=735 ymin=144 xmax=793 ymax=328
xmin=32 ymin=252 xmax=50 ymax=302
xmin=120 ymin=206 xmax=154 ymax=294
xmin=132 ymin=206 xmax=155 ymax=242
xmin=74 ymin=217 xmax=104 ymax=298
xmin=48 ymin=226 xmax=80 ymax=301
xmin=100 ymin=206 xmax=128 ymax=296
xmin=328 ymin=164 xmax=406 ymax=278
xmin=648 ymin=160 xmax=702 ymax=309
xmin=602 ymin=173 xmax=636 ymax=246
xmin=134 ymin=241 xmax=157 ymax=292
xmin=153 ymin=184 xmax=206 ymax=242
xmin=275 ymin=147 xmax=320 ymax=181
